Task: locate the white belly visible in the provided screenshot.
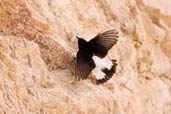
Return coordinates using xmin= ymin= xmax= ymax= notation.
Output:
xmin=92 ymin=55 xmax=113 ymax=80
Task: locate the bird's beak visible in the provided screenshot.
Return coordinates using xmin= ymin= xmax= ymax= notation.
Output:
xmin=76 ymin=36 xmax=80 ymax=39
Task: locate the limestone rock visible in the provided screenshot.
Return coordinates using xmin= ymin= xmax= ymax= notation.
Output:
xmin=0 ymin=0 xmax=171 ymax=114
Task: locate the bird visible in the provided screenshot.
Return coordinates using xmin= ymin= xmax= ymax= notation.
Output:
xmin=75 ymin=29 xmax=118 ymax=84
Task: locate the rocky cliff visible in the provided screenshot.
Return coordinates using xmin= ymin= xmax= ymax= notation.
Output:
xmin=0 ymin=0 xmax=171 ymax=114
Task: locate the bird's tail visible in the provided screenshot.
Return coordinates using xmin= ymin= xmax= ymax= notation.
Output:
xmin=96 ymin=59 xmax=117 ymax=84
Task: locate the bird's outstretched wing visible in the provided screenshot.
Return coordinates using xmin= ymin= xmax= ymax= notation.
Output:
xmin=75 ymin=50 xmax=95 ymax=80
xmin=88 ymin=30 xmax=118 ymax=58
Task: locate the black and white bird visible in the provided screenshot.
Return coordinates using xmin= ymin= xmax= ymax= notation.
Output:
xmin=75 ymin=30 xmax=118 ymax=84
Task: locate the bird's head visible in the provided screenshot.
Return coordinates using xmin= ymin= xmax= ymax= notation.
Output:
xmin=76 ymin=36 xmax=87 ymax=49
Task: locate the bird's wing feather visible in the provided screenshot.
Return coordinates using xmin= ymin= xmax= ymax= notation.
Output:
xmin=89 ymin=29 xmax=118 ymax=58
xmin=75 ymin=50 xmax=95 ymax=80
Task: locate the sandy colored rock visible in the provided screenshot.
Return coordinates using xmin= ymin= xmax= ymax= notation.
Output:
xmin=0 ymin=0 xmax=171 ymax=114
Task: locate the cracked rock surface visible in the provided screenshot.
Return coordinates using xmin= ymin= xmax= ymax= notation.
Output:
xmin=0 ymin=0 xmax=171 ymax=114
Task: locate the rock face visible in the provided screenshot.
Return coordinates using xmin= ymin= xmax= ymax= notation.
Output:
xmin=0 ymin=0 xmax=171 ymax=114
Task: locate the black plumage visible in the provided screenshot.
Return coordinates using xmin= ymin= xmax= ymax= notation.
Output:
xmin=75 ymin=30 xmax=118 ymax=84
